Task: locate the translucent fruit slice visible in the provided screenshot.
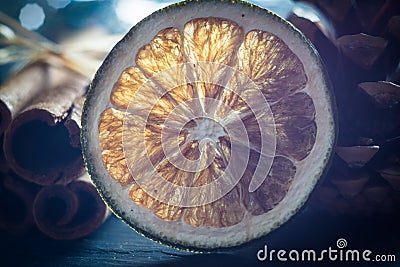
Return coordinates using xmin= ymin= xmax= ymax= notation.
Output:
xmin=82 ymin=0 xmax=335 ymax=250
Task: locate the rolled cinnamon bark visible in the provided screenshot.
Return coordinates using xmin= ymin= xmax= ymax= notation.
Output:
xmin=32 ymin=173 xmax=110 ymax=240
xmin=3 ymin=70 xmax=89 ymax=185
xmin=0 ymin=62 xmax=69 ymax=134
xmin=0 ymin=135 xmax=8 ymax=173
xmin=0 ymin=173 xmax=40 ymax=235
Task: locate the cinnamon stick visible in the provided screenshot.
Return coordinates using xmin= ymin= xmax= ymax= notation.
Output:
xmin=32 ymin=172 xmax=110 ymax=240
xmin=0 ymin=173 xmax=40 ymax=235
xmin=0 ymin=62 xmax=69 ymax=134
xmin=3 ymin=70 xmax=89 ymax=185
xmin=0 ymin=135 xmax=8 ymax=173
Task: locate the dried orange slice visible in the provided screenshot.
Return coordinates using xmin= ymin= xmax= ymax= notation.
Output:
xmin=82 ymin=0 xmax=336 ymax=250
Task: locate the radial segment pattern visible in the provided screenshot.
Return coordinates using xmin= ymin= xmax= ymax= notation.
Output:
xmin=98 ymin=17 xmax=315 ymax=228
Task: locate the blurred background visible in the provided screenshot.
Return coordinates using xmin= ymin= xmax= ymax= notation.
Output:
xmin=0 ymin=0 xmax=298 ymax=81
xmin=0 ymin=0 xmax=399 ymax=266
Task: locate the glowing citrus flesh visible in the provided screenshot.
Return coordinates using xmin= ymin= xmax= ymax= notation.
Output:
xmin=98 ymin=17 xmax=316 ymax=228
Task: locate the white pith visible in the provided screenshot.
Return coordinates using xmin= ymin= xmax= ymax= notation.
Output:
xmin=187 ymin=117 xmax=226 ymax=143
xmin=83 ymin=1 xmax=335 ymax=249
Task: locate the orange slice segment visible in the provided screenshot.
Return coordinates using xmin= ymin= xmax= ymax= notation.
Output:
xmin=82 ymin=1 xmax=335 ymax=250
xmin=237 ymin=30 xmax=307 ymax=102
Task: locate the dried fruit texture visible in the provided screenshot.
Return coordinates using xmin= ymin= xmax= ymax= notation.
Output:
xmin=336 ymin=34 xmax=388 ymax=70
xmin=110 ymin=67 xmax=147 ymax=109
xmin=98 ymin=108 xmax=133 ymax=186
xmin=358 ymin=81 xmax=400 ymax=108
xmin=271 ymin=93 xmax=316 ymax=160
xmin=100 ymin=17 xmax=314 ymax=225
xmin=237 ymin=30 xmax=307 ymax=102
xmin=82 ymin=1 xmax=334 ymax=249
xmin=291 ymin=1 xmax=400 ymax=217
xmin=184 ymin=18 xmax=244 ymax=66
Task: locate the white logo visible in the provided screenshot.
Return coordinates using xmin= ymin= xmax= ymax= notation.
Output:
xmin=336 ymin=238 xmax=347 ymax=249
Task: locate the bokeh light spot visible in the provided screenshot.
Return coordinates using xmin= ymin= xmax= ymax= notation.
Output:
xmin=19 ymin=3 xmax=46 ymax=30
xmin=47 ymin=0 xmax=71 ymax=9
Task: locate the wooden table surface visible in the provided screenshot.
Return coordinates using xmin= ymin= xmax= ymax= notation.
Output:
xmin=1 ymin=208 xmax=399 ymax=267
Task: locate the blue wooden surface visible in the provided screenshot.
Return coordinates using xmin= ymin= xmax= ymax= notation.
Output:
xmin=1 ymin=208 xmax=399 ymax=267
